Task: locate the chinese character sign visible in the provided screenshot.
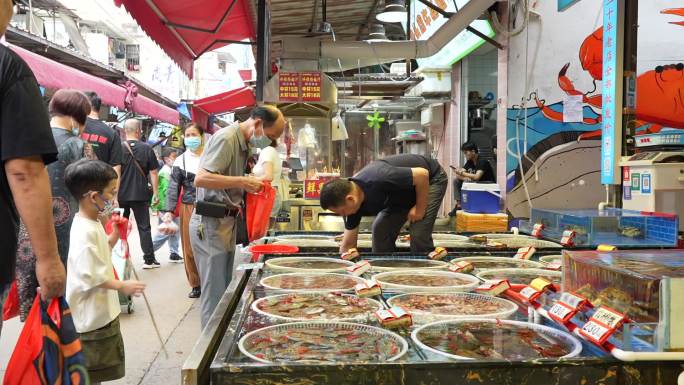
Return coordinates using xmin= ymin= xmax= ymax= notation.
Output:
xmin=601 ymin=0 xmax=622 ymax=185
xmin=278 ymin=72 xmax=322 ymax=102
xmin=279 ymin=72 xmax=300 ymax=102
xmin=300 ymin=72 xmax=322 ymax=102
xmin=304 ymin=179 xmax=325 ymax=199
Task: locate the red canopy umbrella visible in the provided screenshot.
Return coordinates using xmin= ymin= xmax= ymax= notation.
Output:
xmin=114 ymin=0 xmax=255 ymax=78
xmin=191 ymin=87 xmax=256 ymax=132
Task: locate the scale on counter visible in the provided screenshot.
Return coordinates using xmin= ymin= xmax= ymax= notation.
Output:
xmin=634 ymin=131 xmax=684 ymax=148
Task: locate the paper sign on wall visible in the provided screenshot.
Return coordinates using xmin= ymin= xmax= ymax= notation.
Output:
xmin=631 ymin=173 xmax=640 ymax=191
xmin=563 ymin=95 xmax=584 ymax=122
xmin=642 ymin=174 xmax=651 ymax=194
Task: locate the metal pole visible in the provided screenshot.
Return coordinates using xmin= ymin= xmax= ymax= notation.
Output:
xmin=256 ymin=0 xmax=268 ymax=102
xmin=405 ymin=0 xmax=411 ymax=75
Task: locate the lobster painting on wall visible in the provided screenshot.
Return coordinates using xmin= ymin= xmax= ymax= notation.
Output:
xmin=504 ymin=4 xmax=684 ymax=219
xmin=534 ymin=7 xmax=684 ymax=140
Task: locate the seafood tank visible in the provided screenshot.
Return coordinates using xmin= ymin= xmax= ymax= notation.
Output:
xmin=186 ymin=250 xmax=684 ymax=385
xmin=520 ymin=208 xmax=679 ymax=247
xmin=563 ymin=249 xmax=684 ymax=350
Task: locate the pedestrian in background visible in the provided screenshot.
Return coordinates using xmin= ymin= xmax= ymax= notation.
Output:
xmin=165 ymin=122 xmax=204 ymax=298
xmin=0 ymin=0 xmax=65 ymax=335
xmin=152 ymin=147 xmax=182 ymax=263
xmin=83 ymin=91 xmax=123 ymax=177
xmin=252 ymin=138 xmax=283 ymax=228
xmin=118 ymin=119 xmax=160 ymax=269
xmin=16 ymin=89 xmax=96 ymax=320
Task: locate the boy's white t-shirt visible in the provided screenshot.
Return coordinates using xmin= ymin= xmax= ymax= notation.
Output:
xmin=66 ymin=214 xmax=121 ymax=333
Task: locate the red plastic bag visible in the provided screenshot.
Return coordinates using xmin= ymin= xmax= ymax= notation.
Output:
xmin=4 ymin=295 xmax=89 ymax=385
xmin=245 ymin=182 xmax=275 ymax=242
xmin=2 ymin=280 xmax=19 ymax=321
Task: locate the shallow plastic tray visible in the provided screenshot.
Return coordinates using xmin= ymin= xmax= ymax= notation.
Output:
xmin=373 ymin=270 xmax=480 ymax=293
xmin=453 ymin=256 xmax=543 ymax=272
xmin=260 ymin=273 xmax=366 ymax=293
xmin=411 ymin=319 xmax=582 ymax=360
xmin=539 ymin=255 xmax=563 ymax=266
xmin=476 ymin=268 xmax=562 ymax=285
xmin=265 ymin=257 xmax=353 ymax=273
xmin=252 ymin=293 xmax=383 ymax=323
xmin=370 ymin=258 xmax=449 ymax=272
xmin=271 ymin=239 xmax=339 ymax=247
xmin=239 ymin=321 xmax=408 ymax=363
xmin=386 ymin=293 xmax=518 ymax=323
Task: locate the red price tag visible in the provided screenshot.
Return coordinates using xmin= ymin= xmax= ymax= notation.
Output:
xmin=545 ymin=262 xmax=562 ymax=271
xmin=532 ymin=223 xmax=544 ymax=238
xmin=448 ymin=260 xmax=474 ymax=273
xmin=560 ymin=230 xmax=576 ymax=246
xmin=475 ymin=279 xmax=511 ymax=296
xmin=560 ymin=292 xmax=592 ymax=310
xmin=519 ymin=286 xmax=542 ymax=302
xmin=579 ymin=319 xmax=614 ymax=345
xmin=548 ymin=301 xmax=577 ymax=324
xmin=514 ymin=246 xmax=536 ymax=260
xmin=590 ymin=306 xmax=627 ymax=329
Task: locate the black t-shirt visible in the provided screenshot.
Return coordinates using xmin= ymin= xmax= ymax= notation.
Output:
xmin=464 ymin=158 xmax=495 ymax=183
xmin=83 ymin=117 xmax=122 ymax=166
xmin=118 ymin=140 xmax=159 ymax=202
xmin=344 ymin=154 xmax=442 ymax=230
xmin=0 ymin=45 xmax=57 ymax=285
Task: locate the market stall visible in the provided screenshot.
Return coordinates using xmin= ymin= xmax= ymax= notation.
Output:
xmin=182 ymin=249 xmax=684 ymax=385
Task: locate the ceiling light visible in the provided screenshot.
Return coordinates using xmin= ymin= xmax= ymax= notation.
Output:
xmin=364 ymin=23 xmax=390 ymax=42
xmin=376 ymin=0 xmax=407 ymax=23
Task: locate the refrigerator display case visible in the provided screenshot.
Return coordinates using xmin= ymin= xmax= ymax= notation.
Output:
xmin=520 ymin=208 xmax=679 ymax=247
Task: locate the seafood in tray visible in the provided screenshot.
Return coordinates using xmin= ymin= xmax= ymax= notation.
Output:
xmin=252 ymin=293 xmax=383 ymax=322
xmin=412 ymin=319 xmax=581 ymax=360
xmin=476 ymin=268 xmax=562 ymax=285
xmin=369 ymin=258 xmax=449 ymax=272
xmin=373 ymin=270 xmax=479 ymax=293
xmin=260 ymin=273 xmax=365 ymax=293
xmin=451 ymin=257 xmax=542 ymax=272
xmin=539 ymin=255 xmax=563 ymax=266
xmin=470 ymin=234 xmax=562 ymax=249
xmin=271 ymin=239 xmax=339 ymax=247
xmin=265 ymin=257 xmax=354 ymax=273
xmin=239 ymin=322 xmax=408 ymax=363
xmin=387 ymin=293 xmax=518 ymax=322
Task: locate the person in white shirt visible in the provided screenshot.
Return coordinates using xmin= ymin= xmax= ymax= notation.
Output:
xmin=64 ymin=159 xmax=145 ymax=384
xmin=253 ymin=138 xmax=283 ymax=227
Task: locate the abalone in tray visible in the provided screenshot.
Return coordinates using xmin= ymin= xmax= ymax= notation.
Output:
xmin=387 ymin=293 xmax=518 ymax=321
xmin=476 ymin=268 xmax=562 ymax=285
xmin=260 ymin=273 xmax=365 ymax=293
xmin=452 ymin=257 xmax=543 ymax=272
xmin=265 ymin=257 xmax=354 ymax=273
xmin=412 ymin=319 xmax=581 ymax=360
xmin=373 ymin=271 xmax=479 ymax=292
xmin=370 ymin=259 xmax=448 ymax=272
xmin=239 ymin=322 xmax=408 ymax=363
xmin=252 ymin=293 xmax=383 ymax=322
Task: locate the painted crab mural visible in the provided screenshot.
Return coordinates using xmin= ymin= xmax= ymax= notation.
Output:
xmin=534 ymin=7 xmax=684 ymax=140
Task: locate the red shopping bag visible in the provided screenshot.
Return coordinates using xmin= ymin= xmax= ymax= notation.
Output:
xmin=245 ymin=182 xmax=275 ymax=242
xmin=4 ymin=295 xmax=89 ymax=385
xmin=2 ymin=280 xmax=19 ymax=321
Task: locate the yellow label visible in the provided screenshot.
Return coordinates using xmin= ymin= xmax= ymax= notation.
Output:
xmin=529 ymin=277 xmax=552 ymax=292
xmin=597 ymin=244 xmax=617 ymax=251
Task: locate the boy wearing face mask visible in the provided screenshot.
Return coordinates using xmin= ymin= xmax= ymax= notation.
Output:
xmin=191 ymin=106 xmax=285 ymax=327
xmin=64 ymin=159 xmax=146 ymax=383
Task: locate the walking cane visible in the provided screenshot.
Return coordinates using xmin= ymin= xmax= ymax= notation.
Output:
xmin=115 ymin=211 xmax=169 ymax=359
xmin=130 ymin=266 xmax=169 ymax=359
